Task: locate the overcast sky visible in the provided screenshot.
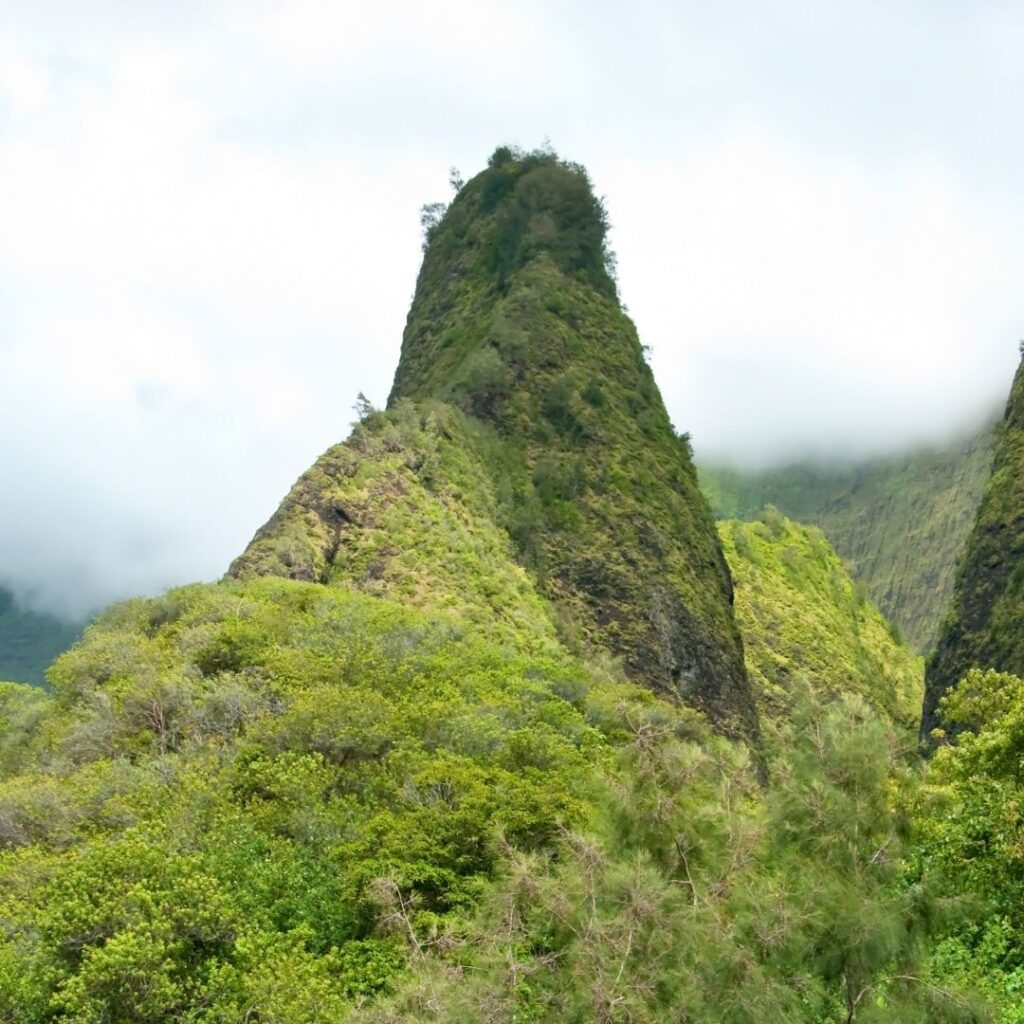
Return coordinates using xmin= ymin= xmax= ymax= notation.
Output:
xmin=2 ymin=1 xmax=1023 ymax=617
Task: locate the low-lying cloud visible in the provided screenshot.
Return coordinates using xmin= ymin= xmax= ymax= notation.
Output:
xmin=2 ymin=1 xmax=1023 ymax=617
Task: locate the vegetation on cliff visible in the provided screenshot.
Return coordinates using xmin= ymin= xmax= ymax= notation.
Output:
xmin=923 ymin=357 xmax=1024 ymax=739
xmin=701 ymin=424 xmax=994 ymax=652
xmin=236 ymin=146 xmax=757 ymax=739
xmin=719 ymin=509 xmax=922 ymax=727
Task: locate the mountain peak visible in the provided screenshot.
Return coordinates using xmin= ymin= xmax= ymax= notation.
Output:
xmin=235 ymin=148 xmax=760 ymax=741
xmin=389 ymin=147 xmax=618 ymax=409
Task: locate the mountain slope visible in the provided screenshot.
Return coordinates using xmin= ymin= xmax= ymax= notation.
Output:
xmin=234 ymin=149 xmax=758 ymax=740
xmin=700 ymin=424 xmax=994 ymax=652
xmin=720 ymin=510 xmax=922 ymax=728
xmin=229 ymin=402 xmax=560 ymax=657
xmin=0 ymin=148 xmax=975 ymax=1023
xmin=922 ymin=354 xmax=1024 ymax=740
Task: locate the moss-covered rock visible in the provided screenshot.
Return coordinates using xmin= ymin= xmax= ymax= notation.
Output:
xmin=395 ymin=151 xmax=757 ymax=738
xmin=923 ymin=354 xmax=1024 ymax=741
xmin=236 ymin=149 xmax=758 ymax=741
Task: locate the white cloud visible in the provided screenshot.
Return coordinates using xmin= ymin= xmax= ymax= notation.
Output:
xmin=0 ymin=44 xmax=48 ymax=115
xmin=605 ymin=132 xmax=1022 ymax=462
xmin=1 ymin=1 xmax=1023 ymax=615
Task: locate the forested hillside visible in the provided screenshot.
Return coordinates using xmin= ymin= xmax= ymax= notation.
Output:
xmin=923 ymin=354 xmax=1024 ymax=739
xmin=700 ymin=426 xmax=994 ymax=651
xmin=719 ymin=509 xmax=922 ymax=726
xmin=0 ymin=148 xmax=1013 ymax=1022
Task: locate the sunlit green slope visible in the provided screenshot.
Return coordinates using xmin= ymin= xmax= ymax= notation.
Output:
xmin=700 ymin=425 xmax=994 ymax=652
xmin=719 ymin=509 xmax=922 ymax=727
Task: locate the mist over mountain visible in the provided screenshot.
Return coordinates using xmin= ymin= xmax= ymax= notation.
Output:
xmin=0 ymin=587 xmax=83 ymax=686
xmin=699 ymin=421 xmax=996 ymax=651
xmin=5 ymin=142 xmax=1024 ymax=1021
xmin=4 ymin=3 xmax=1024 ymax=622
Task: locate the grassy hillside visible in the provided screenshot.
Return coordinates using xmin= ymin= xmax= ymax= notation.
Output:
xmin=720 ymin=509 xmax=922 ymax=728
xmin=0 ymin=588 xmax=82 ymax=686
xmin=700 ymin=425 xmax=994 ymax=652
xmin=924 ymin=355 xmax=1024 ymax=740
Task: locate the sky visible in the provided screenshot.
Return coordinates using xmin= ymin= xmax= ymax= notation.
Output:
xmin=2 ymin=0 xmax=1023 ymax=618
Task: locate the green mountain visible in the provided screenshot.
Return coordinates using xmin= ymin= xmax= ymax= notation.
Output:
xmin=0 ymin=149 xmax=986 ymax=1022
xmin=922 ymin=354 xmax=1024 ymax=741
xmin=0 ymin=587 xmax=82 ymax=686
xmin=720 ymin=510 xmax=922 ymax=728
xmin=700 ymin=425 xmax=994 ymax=652
xmin=232 ymin=148 xmax=757 ymax=741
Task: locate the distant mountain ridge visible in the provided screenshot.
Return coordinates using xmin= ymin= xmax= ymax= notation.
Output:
xmin=699 ymin=424 xmax=995 ymax=652
xmin=0 ymin=587 xmax=82 ymax=686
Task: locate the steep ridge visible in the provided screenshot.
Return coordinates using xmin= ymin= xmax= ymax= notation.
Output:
xmin=700 ymin=424 xmax=995 ymax=652
xmin=719 ymin=510 xmax=922 ymax=728
xmin=228 ymin=402 xmax=561 ymax=658
xmin=234 ymin=148 xmax=758 ymax=739
xmin=922 ymin=353 xmax=1024 ymax=740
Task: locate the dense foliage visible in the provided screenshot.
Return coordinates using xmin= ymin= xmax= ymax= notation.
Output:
xmin=913 ymin=668 xmax=1024 ymax=1022
xmin=719 ymin=509 xmax=922 ymax=726
xmin=924 ymin=357 xmax=1024 ymax=738
xmin=0 ymin=579 xmax=617 ymax=1020
xmin=1 ymin=146 xmax=1017 ymax=1022
xmin=0 ymin=573 xmax=980 ymax=1022
xmin=357 ymin=692 xmax=973 ymax=1024
xmin=700 ymin=424 xmax=994 ymax=652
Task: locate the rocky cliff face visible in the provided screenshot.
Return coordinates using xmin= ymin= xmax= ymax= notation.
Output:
xmin=922 ymin=354 xmax=1024 ymax=740
xmin=232 ymin=148 xmax=759 ymax=740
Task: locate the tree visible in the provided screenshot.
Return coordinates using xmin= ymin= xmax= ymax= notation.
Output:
xmin=419 ymin=201 xmax=447 ymax=249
